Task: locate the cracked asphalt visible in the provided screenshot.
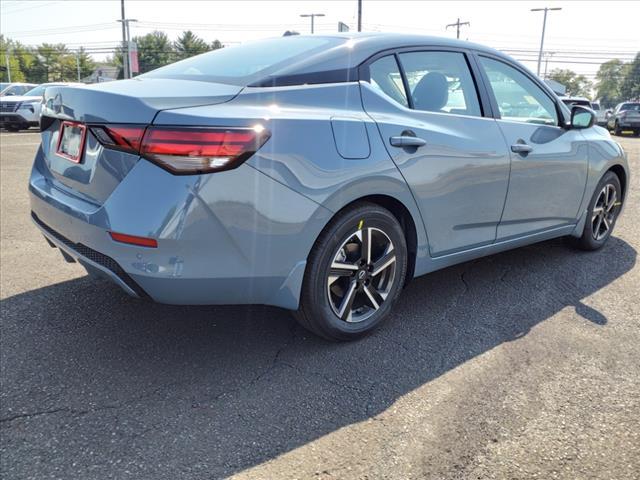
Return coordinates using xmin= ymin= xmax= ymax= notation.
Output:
xmin=1 ymin=131 xmax=639 ymax=479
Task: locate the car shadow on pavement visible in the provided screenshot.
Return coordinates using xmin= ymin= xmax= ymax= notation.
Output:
xmin=0 ymin=236 xmax=636 ymax=478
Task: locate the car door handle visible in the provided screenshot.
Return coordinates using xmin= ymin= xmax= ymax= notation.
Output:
xmin=390 ymin=135 xmax=427 ymax=148
xmin=511 ymin=143 xmax=533 ymax=154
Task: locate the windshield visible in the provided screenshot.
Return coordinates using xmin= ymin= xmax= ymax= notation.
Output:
xmin=620 ymin=103 xmax=640 ymax=111
xmin=142 ymin=36 xmax=345 ymax=85
xmin=23 ymin=85 xmax=49 ymax=97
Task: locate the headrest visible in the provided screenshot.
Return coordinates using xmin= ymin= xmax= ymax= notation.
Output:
xmin=412 ymin=72 xmax=449 ymax=111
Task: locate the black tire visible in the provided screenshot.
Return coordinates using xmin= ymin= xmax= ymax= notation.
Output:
xmin=5 ymin=125 xmax=20 ymax=132
xmin=569 ymin=171 xmax=622 ymax=251
xmin=614 ymin=121 xmax=622 ymax=136
xmin=294 ymin=202 xmax=408 ymax=341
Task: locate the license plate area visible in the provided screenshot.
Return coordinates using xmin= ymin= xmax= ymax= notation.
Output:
xmin=56 ymin=121 xmax=87 ymax=163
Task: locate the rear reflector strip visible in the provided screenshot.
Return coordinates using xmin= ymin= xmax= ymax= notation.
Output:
xmin=109 ymin=231 xmax=158 ymax=248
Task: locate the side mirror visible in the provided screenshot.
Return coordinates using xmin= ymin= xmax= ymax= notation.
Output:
xmin=571 ymin=105 xmax=595 ymax=129
xmin=5 ymin=92 xmax=15 ymax=96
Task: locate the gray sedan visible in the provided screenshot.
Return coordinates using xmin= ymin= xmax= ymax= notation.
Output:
xmin=607 ymin=102 xmax=640 ymax=136
xmin=29 ymin=33 xmax=629 ymax=341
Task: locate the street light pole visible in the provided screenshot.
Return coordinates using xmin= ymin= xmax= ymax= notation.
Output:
xmin=357 ymin=0 xmax=362 ymax=32
xmin=300 ymin=13 xmax=325 ymax=34
xmin=120 ymin=0 xmax=129 ymax=79
xmin=531 ymin=7 xmax=562 ymax=77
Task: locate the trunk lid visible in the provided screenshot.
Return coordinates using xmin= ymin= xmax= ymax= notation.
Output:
xmin=39 ymin=79 xmax=242 ymax=205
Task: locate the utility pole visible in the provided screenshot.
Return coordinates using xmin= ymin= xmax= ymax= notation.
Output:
xmin=4 ymin=49 xmax=10 ymax=83
xmin=117 ymin=18 xmax=137 ymax=78
xmin=446 ymin=18 xmax=469 ymax=39
xmin=531 ymin=7 xmax=562 ymax=77
xmin=119 ymin=0 xmax=129 ymax=79
xmin=543 ymin=51 xmax=555 ymax=79
xmin=76 ymin=51 xmax=81 ymax=81
xmin=357 ymin=0 xmax=362 ymax=32
xmin=300 ymin=13 xmax=325 ymax=34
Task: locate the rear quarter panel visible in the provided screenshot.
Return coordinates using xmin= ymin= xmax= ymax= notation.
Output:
xmin=154 ymin=82 xmax=431 ymax=274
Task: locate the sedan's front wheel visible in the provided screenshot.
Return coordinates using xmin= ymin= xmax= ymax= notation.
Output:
xmin=295 ymin=203 xmax=408 ymax=341
xmin=569 ymin=171 xmax=622 ymax=251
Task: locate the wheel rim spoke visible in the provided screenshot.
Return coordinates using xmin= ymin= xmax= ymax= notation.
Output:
xmin=372 ymin=250 xmax=396 ymax=277
xmin=338 ymin=281 xmax=358 ymax=321
xmin=364 ymin=285 xmax=384 ymax=310
xmin=606 ymin=190 xmax=617 ymax=212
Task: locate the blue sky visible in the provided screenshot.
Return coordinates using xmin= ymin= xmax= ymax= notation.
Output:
xmin=2 ymin=0 xmax=639 ymax=78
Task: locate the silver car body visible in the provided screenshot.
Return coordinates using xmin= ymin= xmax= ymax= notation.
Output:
xmin=1 ymin=83 xmax=82 ymax=130
xmin=28 ymin=33 xmax=630 ymax=309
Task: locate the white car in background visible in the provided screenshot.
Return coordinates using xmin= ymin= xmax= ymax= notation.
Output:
xmin=0 ymin=83 xmax=82 ymax=132
xmin=0 ymin=82 xmax=38 ymax=97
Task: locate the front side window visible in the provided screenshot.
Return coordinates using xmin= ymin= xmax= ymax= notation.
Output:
xmin=480 ymin=56 xmax=558 ymax=125
xmin=398 ymin=51 xmax=482 ymax=117
xmin=366 ymin=55 xmax=408 ymax=107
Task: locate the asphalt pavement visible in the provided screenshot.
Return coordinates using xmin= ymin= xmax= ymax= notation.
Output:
xmin=1 ymin=130 xmax=639 ymax=479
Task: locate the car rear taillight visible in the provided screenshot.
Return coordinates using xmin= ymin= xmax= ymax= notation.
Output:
xmin=140 ymin=126 xmax=270 ymax=174
xmin=91 ymin=124 xmax=270 ymax=175
xmin=90 ymin=125 xmax=145 ymax=154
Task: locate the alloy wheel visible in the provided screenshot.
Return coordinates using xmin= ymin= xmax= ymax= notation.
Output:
xmin=327 ymin=227 xmax=397 ymax=323
xmin=591 ymin=183 xmax=618 ymax=241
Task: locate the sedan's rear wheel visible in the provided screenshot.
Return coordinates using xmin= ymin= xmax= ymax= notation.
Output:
xmin=295 ymin=203 xmax=407 ymax=341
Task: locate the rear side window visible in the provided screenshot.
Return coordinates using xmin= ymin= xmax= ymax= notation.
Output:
xmin=480 ymin=56 xmax=558 ymax=125
xmin=367 ymin=55 xmax=408 ymax=107
xmin=399 ymin=51 xmax=482 ymax=117
xmin=142 ymin=36 xmax=344 ymax=86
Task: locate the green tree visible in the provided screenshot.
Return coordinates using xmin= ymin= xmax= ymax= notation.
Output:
xmin=174 ymin=30 xmax=209 ymax=60
xmin=547 ymin=68 xmax=592 ymax=98
xmin=74 ymin=47 xmax=96 ymax=80
xmin=210 ymin=39 xmax=223 ymax=51
xmin=595 ymin=59 xmax=628 ymax=108
xmin=0 ymin=35 xmax=26 ymax=82
xmin=620 ymin=52 xmax=640 ymax=101
xmin=134 ymin=31 xmax=174 ymax=74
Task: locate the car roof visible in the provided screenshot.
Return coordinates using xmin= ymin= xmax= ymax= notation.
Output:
xmin=251 ymin=32 xmax=515 ymax=86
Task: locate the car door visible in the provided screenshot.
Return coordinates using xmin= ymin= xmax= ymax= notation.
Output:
xmin=476 ymin=55 xmax=589 ymax=240
xmin=360 ymin=49 xmax=511 ymax=257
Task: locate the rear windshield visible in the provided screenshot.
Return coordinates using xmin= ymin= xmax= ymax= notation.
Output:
xmin=620 ymin=103 xmax=640 ymax=111
xmin=142 ymin=36 xmax=345 ymax=85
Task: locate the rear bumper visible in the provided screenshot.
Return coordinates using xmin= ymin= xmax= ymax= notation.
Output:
xmin=618 ymin=120 xmax=640 ymax=129
xmin=31 ymin=212 xmax=147 ymax=298
xmin=29 ymin=152 xmax=331 ymax=309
